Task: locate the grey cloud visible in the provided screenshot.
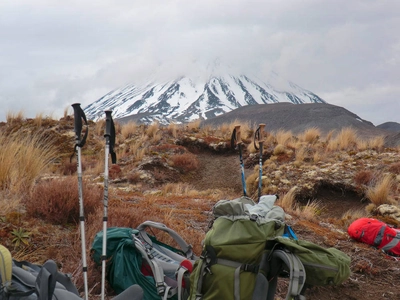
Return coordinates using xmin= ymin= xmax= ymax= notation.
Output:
xmin=0 ymin=0 xmax=399 ymax=124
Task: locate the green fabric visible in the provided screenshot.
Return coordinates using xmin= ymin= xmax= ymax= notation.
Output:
xmin=268 ymin=237 xmax=351 ymax=286
xmin=189 ymin=197 xmax=285 ymax=300
xmin=91 ymin=227 xmax=167 ymax=300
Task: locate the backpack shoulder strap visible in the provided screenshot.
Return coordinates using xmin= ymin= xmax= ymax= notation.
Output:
xmin=137 ymin=221 xmax=195 ymax=259
xmin=266 ymin=249 xmax=306 ymax=300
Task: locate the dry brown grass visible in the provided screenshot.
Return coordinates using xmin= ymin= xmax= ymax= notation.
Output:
xmin=299 ymin=127 xmax=321 ymax=144
xmin=389 ymin=162 xmax=400 ymax=174
xmin=217 ymin=119 xmax=252 ymax=140
xmin=120 ymin=121 xmax=138 ymax=139
xmin=339 ymin=208 xmax=368 ymax=229
xmin=0 ymin=192 xmax=22 ymax=216
xmin=63 ymin=106 xmax=70 ymax=119
xmin=146 ymin=121 xmax=160 ymax=138
xmin=34 ymin=113 xmax=44 ymax=127
xmin=170 ymin=153 xmax=199 ymax=173
xmin=0 ymin=131 xmax=58 ymax=194
xmin=368 ymin=135 xmax=385 ymax=150
xmin=297 ymin=201 xmax=322 ymax=221
xmin=354 ymin=170 xmax=374 ymax=186
xmin=186 ymin=119 xmax=201 ymax=132
xmin=94 ymin=119 xmax=106 ymax=136
xmin=295 ymin=146 xmax=307 ymax=163
xmin=25 ymin=176 xmax=103 ymax=225
xmin=366 ymin=174 xmax=396 ymax=206
xmin=327 ymin=127 xmax=358 ymax=151
xmin=278 ymin=187 xmax=298 ymax=212
xmin=273 ymin=144 xmax=286 ymax=156
xmin=6 ymin=110 xmax=25 ymax=123
xmin=167 ymin=122 xmax=180 ymax=138
xmin=274 ymin=130 xmax=293 ymax=146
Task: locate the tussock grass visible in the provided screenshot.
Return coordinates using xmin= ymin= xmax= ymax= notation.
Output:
xmin=167 ymin=122 xmax=180 ymax=138
xmin=218 ymin=119 xmax=252 ymax=139
xmin=297 ymin=201 xmax=322 ymax=221
xmin=63 ymin=106 xmax=70 ymax=119
xmin=368 ymin=135 xmax=385 ymax=150
xmin=170 ymin=153 xmax=199 ymax=173
xmin=25 ymin=176 xmax=103 ymax=225
xmin=6 ymin=110 xmax=25 ymax=123
xmin=186 ymin=119 xmax=201 ymax=132
xmin=327 ymin=127 xmax=358 ymax=151
xmin=340 ymin=208 xmax=367 ymax=229
xmin=0 ymin=131 xmax=57 ymax=194
xmin=94 ymin=119 xmax=105 ymax=136
xmin=247 ymin=140 xmax=258 ymax=153
xmin=295 ymin=146 xmax=307 ymax=162
xmin=162 ymin=183 xmax=196 ymax=196
xmin=34 ymin=113 xmax=44 ymax=127
xmin=273 ymin=144 xmax=286 ymax=156
xmin=274 ymin=130 xmax=293 ymax=146
xmin=354 ymin=170 xmax=374 ymax=186
xmin=146 ymin=121 xmax=160 ymax=138
xmin=299 ymin=127 xmax=320 ymax=144
xmin=121 ymin=121 xmax=138 ymax=139
xmin=366 ymin=174 xmax=396 ymax=206
xmin=278 ymin=187 xmax=297 ymax=212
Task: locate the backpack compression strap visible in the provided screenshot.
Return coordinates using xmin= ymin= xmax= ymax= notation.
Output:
xmin=196 ymin=246 xmax=260 ymax=300
xmin=133 ymin=236 xmax=190 ymax=300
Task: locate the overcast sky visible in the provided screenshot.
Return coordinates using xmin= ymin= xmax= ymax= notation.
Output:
xmin=1 ymin=0 xmax=399 ymax=125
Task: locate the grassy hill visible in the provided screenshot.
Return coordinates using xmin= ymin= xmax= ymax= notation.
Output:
xmin=1 ymin=111 xmax=400 ymax=299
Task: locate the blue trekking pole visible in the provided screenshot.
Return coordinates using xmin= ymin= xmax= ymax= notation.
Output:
xmin=231 ymin=125 xmax=247 ymax=197
xmin=101 ymin=110 xmax=117 ymax=300
xmin=254 ymin=124 xmax=266 ymax=201
xmin=71 ymin=103 xmax=89 ymax=300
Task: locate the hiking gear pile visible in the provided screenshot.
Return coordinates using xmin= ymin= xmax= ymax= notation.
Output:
xmin=91 ymin=221 xmax=197 ymax=300
xmin=188 ymin=195 xmax=351 ymax=300
xmin=1 ymin=245 xmax=82 ymax=300
xmin=348 ymin=217 xmax=400 ymax=256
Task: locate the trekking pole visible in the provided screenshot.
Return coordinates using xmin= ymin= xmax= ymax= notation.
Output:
xmin=254 ymin=124 xmax=266 ymax=201
xmin=101 ymin=110 xmax=117 ymax=300
xmin=71 ymin=103 xmax=89 ymax=300
xmin=231 ymin=125 xmax=247 ymax=197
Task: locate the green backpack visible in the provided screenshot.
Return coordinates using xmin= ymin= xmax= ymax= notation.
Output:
xmin=189 ymin=196 xmax=351 ymax=300
xmin=189 ymin=196 xmax=290 ymax=300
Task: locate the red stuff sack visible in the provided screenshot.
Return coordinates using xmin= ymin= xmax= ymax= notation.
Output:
xmin=348 ymin=218 xmax=400 ymax=256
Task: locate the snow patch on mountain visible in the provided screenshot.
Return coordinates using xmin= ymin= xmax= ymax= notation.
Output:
xmin=84 ymin=73 xmax=325 ymax=124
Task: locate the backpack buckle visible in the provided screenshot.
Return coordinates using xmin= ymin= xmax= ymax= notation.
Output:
xmin=250 ymin=214 xmax=258 ymax=221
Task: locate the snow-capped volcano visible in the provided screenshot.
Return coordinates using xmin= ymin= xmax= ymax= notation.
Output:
xmin=84 ymin=73 xmax=326 ymax=124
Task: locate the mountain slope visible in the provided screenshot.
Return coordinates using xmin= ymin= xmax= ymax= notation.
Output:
xmin=84 ymin=74 xmax=325 ymax=124
xmin=377 ymin=122 xmax=400 ymax=132
xmin=201 ymin=102 xmax=389 ymax=137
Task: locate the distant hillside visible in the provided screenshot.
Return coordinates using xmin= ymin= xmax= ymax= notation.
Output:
xmin=201 ymin=102 xmax=388 ymax=138
xmin=377 ymin=122 xmax=400 ymax=132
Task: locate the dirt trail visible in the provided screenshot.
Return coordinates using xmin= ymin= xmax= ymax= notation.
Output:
xmin=186 ymin=152 xmax=250 ymax=196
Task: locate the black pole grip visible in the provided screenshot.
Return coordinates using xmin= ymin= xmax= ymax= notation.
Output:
xmin=104 ymin=110 xmax=117 ymax=164
xmin=105 ymin=110 xmax=112 ymax=137
xmin=72 ymin=103 xmax=83 ymax=140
